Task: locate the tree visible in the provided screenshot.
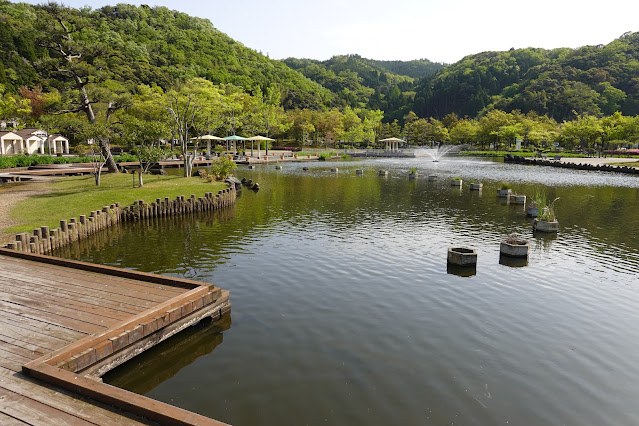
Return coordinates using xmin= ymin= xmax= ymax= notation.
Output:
xmin=34 ymin=3 xmax=123 ymax=173
xmin=123 ymin=117 xmax=169 ymax=187
xmin=167 ymin=89 xmax=200 ymax=178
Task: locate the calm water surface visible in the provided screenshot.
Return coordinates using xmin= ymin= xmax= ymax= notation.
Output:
xmin=61 ymin=157 xmax=639 ymax=425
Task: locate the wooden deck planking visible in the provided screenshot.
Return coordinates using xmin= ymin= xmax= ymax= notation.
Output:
xmin=0 ymin=270 xmax=165 ymax=312
xmin=0 ymin=312 xmax=88 ymax=343
xmin=0 ymin=281 xmax=138 ymax=320
xmin=0 ymin=251 xmax=230 ymax=425
xmin=0 ymin=412 xmax=28 ymax=425
xmin=0 ymin=369 xmax=154 ymax=425
xmin=0 ymin=256 xmax=184 ymax=300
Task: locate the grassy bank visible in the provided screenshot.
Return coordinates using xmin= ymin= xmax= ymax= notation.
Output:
xmin=6 ymin=173 xmax=227 ymax=234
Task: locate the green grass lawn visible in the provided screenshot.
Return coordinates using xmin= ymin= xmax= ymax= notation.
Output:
xmin=7 ymin=173 xmax=227 ymax=234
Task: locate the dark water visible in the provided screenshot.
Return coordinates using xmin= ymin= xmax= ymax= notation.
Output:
xmin=63 ymin=157 xmax=639 ymax=425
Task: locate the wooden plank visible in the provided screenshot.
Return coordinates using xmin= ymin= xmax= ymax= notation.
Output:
xmin=26 ymin=363 xmax=228 ymax=426
xmin=0 ymin=281 xmax=136 ymax=320
xmin=81 ymin=292 xmax=230 ymax=377
xmin=0 ymin=261 xmax=181 ymax=303
xmin=0 ymin=294 xmax=119 ymax=329
xmin=0 ymin=269 xmax=163 ymax=312
xmin=0 ymin=347 xmax=32 ymax=372
xmin=0 ymin=250 xmax=210 ymax=290
xmin=0 ymin=340 xmax=40 ymax=361
xmin=0 ymin=301 xmax=106 ymax=335
xmin=0 ymin=412 xmax=28 ymax=425
xmin=0 ymin=372 xmax=154 ymax=426
xmin=0 ymin=320 xmax=72 ymax=352
xmin=0 ymin=260 xmax=186 ymax=297
xmin=25 ymin=286 xmax=214 ymax=368
xmin=0 ymin=334 xmax=48 ymax=357
xmin=0 ymin=386 xmax=96 ymax=425
xmin=0 ymin=312 xmax=87 ymax=343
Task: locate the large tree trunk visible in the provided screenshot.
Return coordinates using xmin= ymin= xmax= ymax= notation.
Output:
xmin=184 ymin=154 xmax=194 ymax=178
xmin=101 ymin=144 xmax=119 ymax=173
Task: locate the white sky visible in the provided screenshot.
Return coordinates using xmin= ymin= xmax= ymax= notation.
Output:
xmin=20 ymin=0 xmax=639 ymax=64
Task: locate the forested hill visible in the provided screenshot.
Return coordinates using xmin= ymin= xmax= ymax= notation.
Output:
xmin=412 ymin=32 xmax=639 ymax=121
xmin=283 ymin=54 xmax=443 ymax=120
xmin=0 ymin=2 xmax=337 ymax=109
xmin=370 ymin=59 xmax=445 ymax=79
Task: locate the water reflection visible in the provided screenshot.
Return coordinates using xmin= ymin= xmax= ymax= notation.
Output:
xmin=103 ymin=315 xmax=231 ymax=394
xmin=73 ymin=157 xmax=639 ymax=425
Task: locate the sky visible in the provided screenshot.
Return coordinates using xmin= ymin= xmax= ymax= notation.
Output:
xmin=20 ymin=0 xmax=639 ymax=64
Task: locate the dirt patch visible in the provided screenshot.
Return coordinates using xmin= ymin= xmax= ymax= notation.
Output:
xmin=0 ymin=181 xmax=53 ymax=245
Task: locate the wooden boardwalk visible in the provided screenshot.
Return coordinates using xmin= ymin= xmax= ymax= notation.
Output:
xmin=0 ymin=248 xmax=230 ymax=425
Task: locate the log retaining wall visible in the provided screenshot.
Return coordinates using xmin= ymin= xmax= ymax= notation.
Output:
xmin=4 ymin=185 xmax=237 ymax=254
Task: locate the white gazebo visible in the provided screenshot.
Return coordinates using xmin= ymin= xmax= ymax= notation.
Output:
xmin=191 ymin=135 xmax=224 ymax=157
xmin=379 ymin=137 xmax=405 ymax=152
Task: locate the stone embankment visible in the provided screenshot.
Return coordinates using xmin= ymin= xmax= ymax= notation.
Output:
xmin=4 ymin=185 xmax=237 ymax=254
xmin=504 ymin=154 xmax=639 ymax=175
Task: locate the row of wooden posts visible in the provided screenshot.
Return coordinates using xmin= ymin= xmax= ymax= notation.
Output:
xmin=4 ymin=185 xmax=237 ymax=255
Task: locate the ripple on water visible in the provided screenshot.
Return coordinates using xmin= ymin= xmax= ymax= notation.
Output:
xmin=84 ymin=158 xmax=639 ymax=425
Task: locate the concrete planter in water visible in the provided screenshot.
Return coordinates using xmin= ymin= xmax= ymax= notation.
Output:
xmin=497 ymin=188 xmax=512 ymax=197
xmin=379 ymin=169 xmax=388 ymax=176
xmin=450 ymin=179 xmax=462 ymax=187
xmin=470 ymin=183 xmax=483 ymax=190
xmin=275 ymin=164 xmax=282 ymax=170
xmin=356 ymin=169 xmax=364 ymax=175
xmin=526 ymin=205 xmax=538 ymax=217
xmin=302 ymin=166 xmax=309 ymax=171
xmin=510 ymin=194 xmax=526 ymax=205
xmin=248 ymin=165 xmax=255 ymax=169
xmin=447 ymin=247 xmax=477 ymax=266
xmin=500 ymin=240 xmax=529 ymax=258
xmin=533 ymin=219 xmax=559 ymax=233
xmin=331 ymin=167 xmax=339 ymax=173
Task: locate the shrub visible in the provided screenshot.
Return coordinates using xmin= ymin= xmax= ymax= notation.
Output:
xmin=209 ymin=155 xmax=237 ymax=179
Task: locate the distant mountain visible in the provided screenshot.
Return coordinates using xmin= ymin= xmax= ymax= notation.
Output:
xmin=412 ymin=32 xmax=639 ymax=121
xmin=284 ymin=54 xmax=443 ymax=120
xmin=369 ymin=59 xmax=445 ymax=80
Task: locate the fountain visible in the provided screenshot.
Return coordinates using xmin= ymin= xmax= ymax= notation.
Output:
xmin=415 ymin=145 xmax=457 ymax=162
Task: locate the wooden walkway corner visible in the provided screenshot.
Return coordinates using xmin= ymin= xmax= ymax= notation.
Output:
xmin=0 ymin=248 xmax=231 ymax=425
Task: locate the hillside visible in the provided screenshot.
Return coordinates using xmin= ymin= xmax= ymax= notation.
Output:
xmin=0 ymin=2 xmax=337 ymax=109
xmin=412 ymin=32 xmax=639 ymax=121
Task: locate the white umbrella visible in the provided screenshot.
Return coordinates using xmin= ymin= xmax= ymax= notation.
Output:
xmin=247 ymin=135 xmax=275 ymax=157
xmin=191 ymin=135 xmax=224 ymax=156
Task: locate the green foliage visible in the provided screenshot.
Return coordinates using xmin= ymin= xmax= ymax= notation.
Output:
xmin=500 ymin=182 xmax=512 ymax=190
xmin=410 ymin=167 xmax=418 ymax=174
xmin=208 ymin=155 xmax=237 ymax=179
xmin=538 ymin=196 xmax=560 ymax=222
xmin=413 ymin=34 xmax=639 ymax=121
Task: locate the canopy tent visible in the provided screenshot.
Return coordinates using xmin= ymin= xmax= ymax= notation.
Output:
xmin=223 ymin=135 xmax=247 ymax=155
xmin=190 ymin=135 xmax=224 ymax=156
xmin=379 ymin=137 xmax=405 ymax=151
xmin=247 ymin=135 xmax=275 ymax=157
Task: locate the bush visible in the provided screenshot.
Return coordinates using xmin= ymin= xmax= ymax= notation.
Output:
xmin=209 ymin=156 xmax=237 ymax=179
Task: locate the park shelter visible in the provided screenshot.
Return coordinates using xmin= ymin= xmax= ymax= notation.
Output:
xmin=0 ymin=131 xmax=22 ymax=156
xmin=0 ymin=129 xmax=69 ymax=156
xmin=379 ymin=137 xmax=405 ymax=151
xmin=223 ymin=135 xmax=247 ymax=155
xmin=49 ymin=134 xmax=70 ymax=155
xmin=247 ymin=135 xmax=275 ymax=157
xmin=191 ymin=135 xmax=224 ymax=157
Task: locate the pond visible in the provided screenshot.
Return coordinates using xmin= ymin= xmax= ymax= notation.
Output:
xmin=60 ymin=156 xmax=639 ymax=425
